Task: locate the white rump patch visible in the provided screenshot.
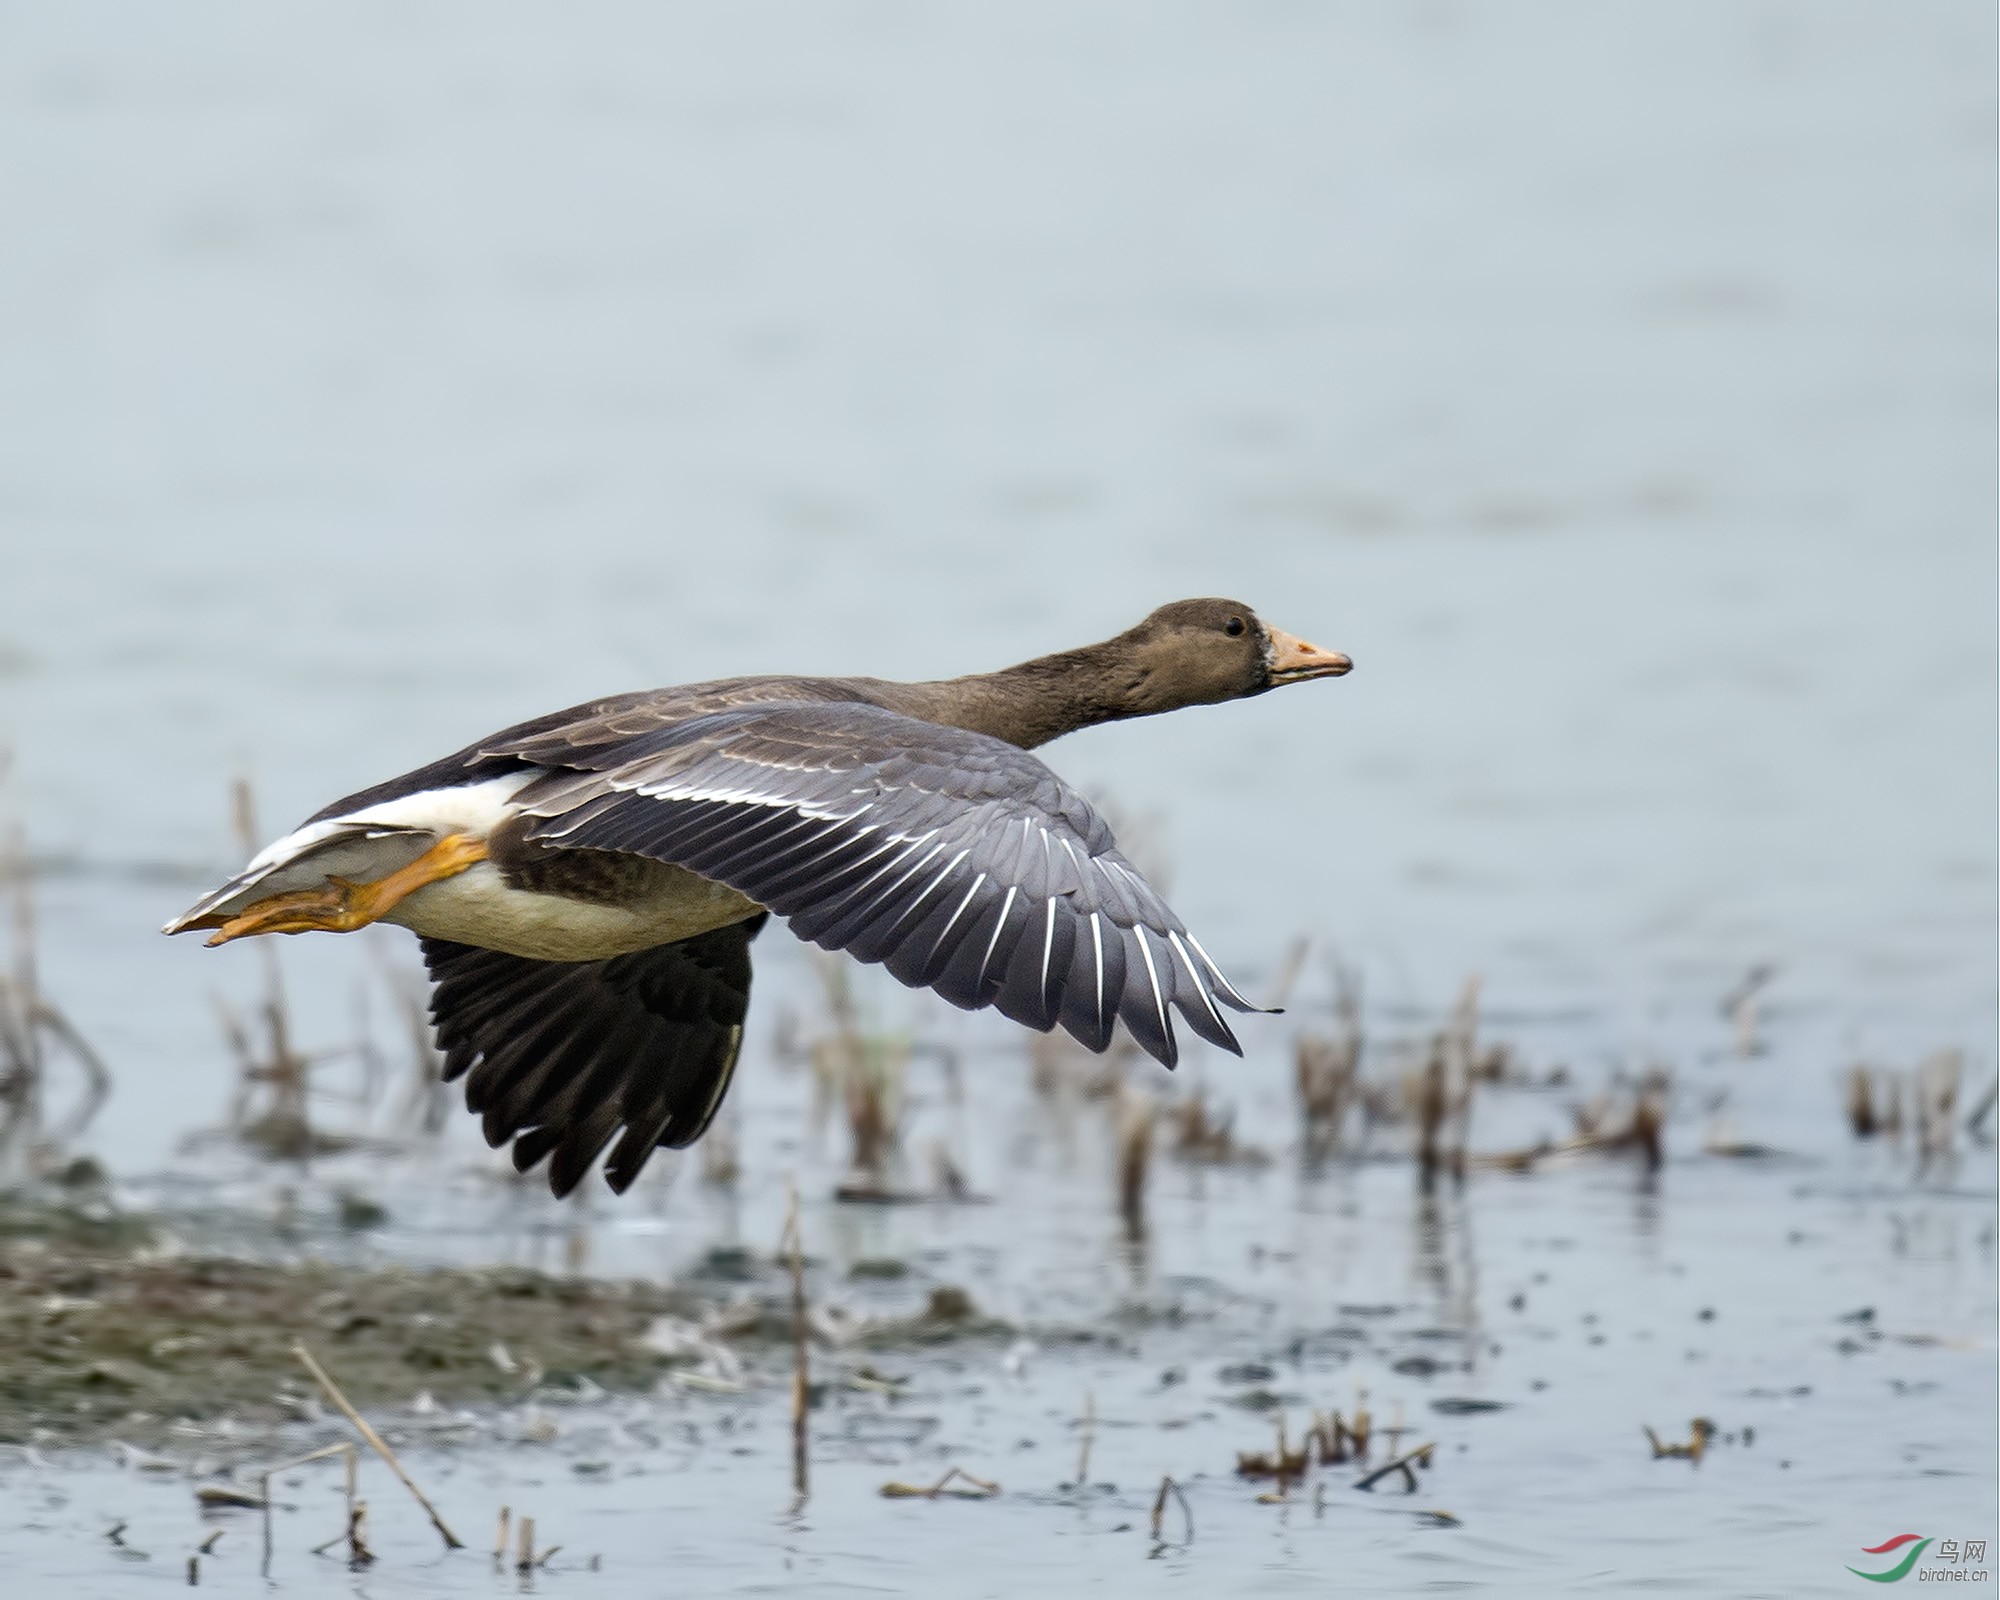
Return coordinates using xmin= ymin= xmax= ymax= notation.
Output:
xmin=164 ymin=774 xmax=534 ymax=933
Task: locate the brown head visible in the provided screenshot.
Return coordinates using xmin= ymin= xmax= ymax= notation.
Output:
xmin=1108 ymin=598 xmax=1353 ymax=713
xmin=906 ymin=597 xmax=1352 ymax=748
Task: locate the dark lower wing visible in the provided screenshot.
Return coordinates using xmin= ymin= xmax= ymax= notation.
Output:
xmin=421 ymin=914 xmax=765 ymax=1197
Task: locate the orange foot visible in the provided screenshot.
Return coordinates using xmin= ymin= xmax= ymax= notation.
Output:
xmin=205 ymin=832 xmax=489 ymax=947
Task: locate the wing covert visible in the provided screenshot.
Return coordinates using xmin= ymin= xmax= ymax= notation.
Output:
xmin=501 ymin=703 xmax=1267 ymax=1067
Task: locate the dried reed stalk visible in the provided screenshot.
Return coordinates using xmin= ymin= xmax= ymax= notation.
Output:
xmin=879 ymin=1466 xmax=1000 ymax=1499
xmin=255 ymin=1440 xmax=357 ymax=1577
xmin=292 ymin=1343 xmax=462 ymax=1549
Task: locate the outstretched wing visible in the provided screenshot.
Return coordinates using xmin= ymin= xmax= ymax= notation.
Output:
xmin=496 ymin=702 xmax=1267 ymax=1068
xmin=423 ymin=915 xmax=763 ymax=1197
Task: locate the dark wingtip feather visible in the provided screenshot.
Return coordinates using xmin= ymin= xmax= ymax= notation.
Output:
xmin=601 ymin=1123 xmax=659 ymax=1194
xmin=1180 ymin=932 xmax=1268 ymax=1015
xmin=512 ymin=1124 xmax=563 ymax=1176
xmin=420 ymin=925 xmax=759 ymax=1200
xmin=547 ymin=1109 xmax=620 ymax=1199
xmin=1173 ymin=995 xmax=1244 ymax=1056
xmin=1122 ymin=1011 xmax=1179 ymax=1070
xmin=1117 ymin=984 xmax=1178 ymax=1070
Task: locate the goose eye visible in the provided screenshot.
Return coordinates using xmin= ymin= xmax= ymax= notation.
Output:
xmin=1224 ymin=617 xmax=1245 ymax=637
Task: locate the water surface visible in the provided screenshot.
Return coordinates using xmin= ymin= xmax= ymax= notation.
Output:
xmin=0 ymin=3 xmax=1992 ymax=1594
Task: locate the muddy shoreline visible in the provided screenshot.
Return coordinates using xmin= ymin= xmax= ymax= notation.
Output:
xmin=0 ymin=1194 xmax=1011 ymax=1450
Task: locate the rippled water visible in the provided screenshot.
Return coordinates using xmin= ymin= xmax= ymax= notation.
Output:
xmin=0 ymin=3 xmax=1993 ymax=1595
xmin=6 ymin=1113 xmax=1997 ymax=1598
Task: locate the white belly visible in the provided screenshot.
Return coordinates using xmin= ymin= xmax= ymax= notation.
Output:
xmin=384 ymin=860 xmax=763 ymax=962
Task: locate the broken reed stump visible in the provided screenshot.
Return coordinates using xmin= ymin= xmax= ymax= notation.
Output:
xmin=1628 ymin=1077 xmax=1666 ymax=1172
xmin=186 ymin=780 xmax=442 ymax=1167
xmin=839 ymin=1038 xmax=906 ymax=1186
xmin=1353 ymin=1441 xmax=1436 ymax=1493
xmin=1470 ymin=1067 xmax=1674 ymax=1174
xmin=783 ymin=1182 xmax=810 ymax=1502
xmin=1296 ymin=953 xmax=1363 ymax=1152
xmin=1965 ymin=1075 xmax=1998 ymax=1144
xmin=1264 ymin=935 xmax=1312 ymax=1011
xmin=1402 ymin=975 xmax=1484 ymax=1188
xmin=309 ymin=1500 xmax=374 ymax=1567
xmin=879 ymin=1466 xmax=1001 ymax=1500
xmin=701 ymin=1117 xmax=741 ymax=1187
xmin=1644 ymin=1418 xmax=1714 ymax=1462
xmin=1150 ymin=1475 xmax=1194 ymax=1545
xmin=227 ymin=778 xmax=315 ymax=1165
xmin=1913 ymin=1048 xmax=1963 ymax=1158
xmin=1443 ymin=975 xmax=1480 ymax=1175
xmin=1238 ymin=1409 xmax=1309 ymax=1497
xmin=379 ymin=952 xmax=452 ymax=1138
xmin=1566 ymin=1074 xmax=1667 ymax=1169
xmin=1845 ymin=1054 xmax=1981 ymax=1151
xmin=0 ymin=818 xmax=112 ymax=1177
xmin=1721 ymin=965 xmax=1776 ymax=1057
xmin=6 ymin=819 xmax=40 ymax=1124
xmin=1415 ymin=1038 xmax=1448 ymax=1188
xmin=1847 ymin=1065 xmax=1880 ymax=1137
xmin=1307 ymin=1408 xmax=1352 ymax=1465
xmin=198 ymin=776 xmax=397 ymax=1166
xmin=1295 ymin=1033 xmax=1358 ymax=1152
xmin=1074 ymin=1389 xmax=1095 ymax=1489
xmin=1165 ymin=1086 xmax=1260 ymax=1166
xmin=1420 ymin=975 xmax=1480 ymax=1187
xmin=1115 ymin=1085 xmax=1156 ymax=1240
xmin=253 ymin=1440 xmax=357 ymax=1578
xmin=803 ymin=948 xmax=912 ymax=1189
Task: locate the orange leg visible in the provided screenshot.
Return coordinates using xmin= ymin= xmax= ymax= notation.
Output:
xmin=205 ymin=833 xmax=489 ymax=948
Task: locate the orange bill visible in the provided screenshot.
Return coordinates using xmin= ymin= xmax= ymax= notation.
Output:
xmin=1266 ymin=625 xmax=1352 ymax=683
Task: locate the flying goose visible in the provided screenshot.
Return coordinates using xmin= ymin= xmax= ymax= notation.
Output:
xmin=166 ymin=599 xmax=1351 ymax=1196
